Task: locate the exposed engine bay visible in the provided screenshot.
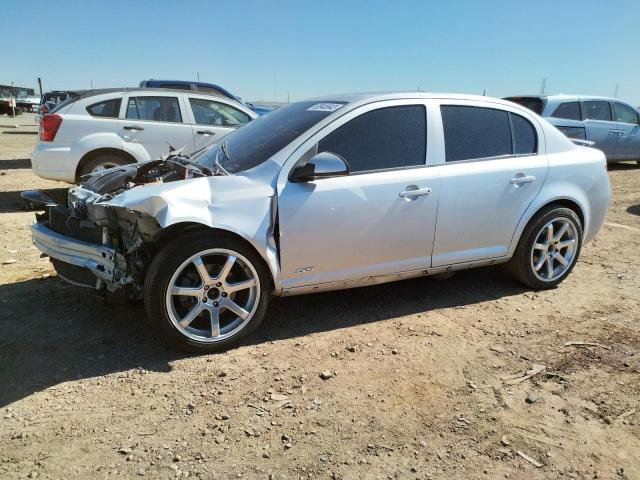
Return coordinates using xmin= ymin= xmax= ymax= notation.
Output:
xmin=29 ymin=152 xmax=220 ymax=297
xmin=81 ymin=153 xmax=217 ymax=196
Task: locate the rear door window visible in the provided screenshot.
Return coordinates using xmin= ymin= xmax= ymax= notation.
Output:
xmin=441 ymin=106 xmax=537 ymax=162
xmin=317 ymin=105 xmax=426 ymax=173
xmin=189 ymin=98 xmax=251 ymax=127
xmin=126 ymin=96 xmax=182 ymax=122
xmin=614 ymin=102 xmax=639 ymax=124
xmin=86 ymin=98 xmax=122 ymax=118
xmin=441 ymin=106 xmax=511 ymax=162
xmin=551 ymin=102 xmax=581 ymax=120
xmin=584 ymin=101 xmax=612 ymax=121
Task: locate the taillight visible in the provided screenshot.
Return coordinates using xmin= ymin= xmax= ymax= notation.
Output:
xmin=39 ymin=104 xmax=48 ymax=114
xmin=39 ymin=114 xmax=62 ymax=142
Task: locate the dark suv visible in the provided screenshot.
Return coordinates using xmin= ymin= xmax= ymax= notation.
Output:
xmin=139 ymin=79 xmax=273 ymax=116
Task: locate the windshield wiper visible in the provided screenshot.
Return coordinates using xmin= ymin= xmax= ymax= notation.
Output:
xmin=213 ymin=142 xmax=230 ymax=176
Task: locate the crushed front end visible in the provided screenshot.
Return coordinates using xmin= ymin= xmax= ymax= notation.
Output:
xmin=28 ymin=155 xmax=214 ymax=296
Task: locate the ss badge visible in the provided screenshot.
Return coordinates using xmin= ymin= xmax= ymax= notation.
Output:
xmin=294 ymin=266 xmax=315 ymax=274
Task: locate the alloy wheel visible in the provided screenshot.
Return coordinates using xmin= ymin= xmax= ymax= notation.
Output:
xmin=165 ymin=249 xmax=260 ymax=343
xmin=530 ymin=217 xmax=578 ymax=282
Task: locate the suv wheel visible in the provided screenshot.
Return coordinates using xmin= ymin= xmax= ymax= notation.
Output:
xmin=507 ymin=206 xmax=583 ymax=290
xmin=78 ymin=154 xmax=131 ymax=179
xmin=144 ymin=232 xmax=270 ymax=352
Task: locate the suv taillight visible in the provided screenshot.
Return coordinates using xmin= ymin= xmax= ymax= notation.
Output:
xmin=39 ymin=114 xmax=62 ymax=142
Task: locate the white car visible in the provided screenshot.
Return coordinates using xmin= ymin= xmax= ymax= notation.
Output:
xmin=32 ymin=88 xmax=257 ymax=183
xmin=29 ymin=92 xmax=611 ymax=352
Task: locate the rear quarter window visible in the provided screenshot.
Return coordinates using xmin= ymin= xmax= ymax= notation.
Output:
xmin=86 ymin=98 xmax=122 ymax=118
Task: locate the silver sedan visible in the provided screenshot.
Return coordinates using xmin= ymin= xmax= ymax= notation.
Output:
xmin=30 ymin=92 xmax=611 ymax=351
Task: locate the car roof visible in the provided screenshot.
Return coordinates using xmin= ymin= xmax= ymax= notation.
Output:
xmin=307 ymin=91 xmax=526 ymax=110
xmin=74 ymin=87 xmax=232 ymax=100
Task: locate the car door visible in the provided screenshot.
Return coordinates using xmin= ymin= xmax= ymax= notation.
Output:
xmin=581 ymin=99 xmax=619 ymax=159
xmin=432 ymin=102 xmax=548 ymax=267
xmin=277 ymin=102 xmax=440 ymax=290
xmin=118 ymin=94 xmax=195 ymax=159
xmin=612 ymin=101 xmax=640 ymax=159
xmin=186 ymin=96 xmax=253 ymax=151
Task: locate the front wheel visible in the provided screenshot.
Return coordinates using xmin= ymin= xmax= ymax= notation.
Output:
xmin=143 ymin=232 xmax=270 ymax=352
xmin=507 ymin=206 xmax=583 ymax=290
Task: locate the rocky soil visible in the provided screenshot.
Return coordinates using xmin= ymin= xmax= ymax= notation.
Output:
xmin=0 ymin=115 xmax=639 ymax=479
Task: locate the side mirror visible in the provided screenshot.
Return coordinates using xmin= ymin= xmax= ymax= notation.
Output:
xmin=289 ymin=152 xmax=349 ymax=183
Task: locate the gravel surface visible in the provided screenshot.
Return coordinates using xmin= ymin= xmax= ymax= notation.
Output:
xmin=1 ymin=114 xmax=639 ymax=479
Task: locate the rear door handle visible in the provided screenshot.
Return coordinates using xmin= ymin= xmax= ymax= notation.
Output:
xmin=399 ymin=187 xmax=432 ymax=198
xmin=510 ymin=175 xmax=536 ymax=185
xmin=197 ymin=130 xmax=216 ymax=136
xmin=123 ymin=125 xmax=144 ymax=131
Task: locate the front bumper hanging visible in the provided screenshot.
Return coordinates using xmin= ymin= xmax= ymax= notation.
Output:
xmin=31 ymin=222 xmax=116 ymax=283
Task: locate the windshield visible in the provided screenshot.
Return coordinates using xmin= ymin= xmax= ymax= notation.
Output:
xmin=194 ymin=100 xmax=347 ymax=174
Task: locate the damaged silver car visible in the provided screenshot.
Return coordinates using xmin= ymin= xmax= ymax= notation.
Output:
xmin=29 ymin=93 xmax=611 ymax=351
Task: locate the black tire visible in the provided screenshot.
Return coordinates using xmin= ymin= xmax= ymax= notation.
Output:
xmin=143 ymin=230 xmax=271 ymax=352
xmin=77 ymin=153 xmax=131 ymax=179
xmin=507 ymin=205 xmax=583 ymax=290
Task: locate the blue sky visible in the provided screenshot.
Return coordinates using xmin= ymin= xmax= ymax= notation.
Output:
xmin=1 ymin=0 xmax=639 ymax=105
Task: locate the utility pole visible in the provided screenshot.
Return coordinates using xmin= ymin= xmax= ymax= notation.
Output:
xmin=539 ymin=78 xmax=547 ymax=95
xmin=613 ymin=84 xmax=619 ymax=98
xmin=37 ymin=77 xmax=43 ymax=96
xmin=90 ymin=79 xmax=93 ymax=88
xmin=197 ymin=72 xmax=200 ymax=82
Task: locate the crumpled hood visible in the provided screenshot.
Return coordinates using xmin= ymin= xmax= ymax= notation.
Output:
xmin=101 ymin=159 xmax=280 ymax=229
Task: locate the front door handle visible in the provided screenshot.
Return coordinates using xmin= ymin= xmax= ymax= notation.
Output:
xmin=123 ymin=125 xmax=144 ymax=131
xmin=197 ymin=130 xmax=216 ymax=136
xmin=510 ymin=175 xmax=536 ymax=185
xmin=399 ymin=187 xmax=432 ymax=198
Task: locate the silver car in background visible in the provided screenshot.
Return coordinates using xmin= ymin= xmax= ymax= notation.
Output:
xmin=29 ymin=92 xmax=611 ymax=352
xmin=505 ymin=94 xmax=640 ymax=165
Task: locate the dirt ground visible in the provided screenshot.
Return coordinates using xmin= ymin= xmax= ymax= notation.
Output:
xmin=0 ymin=114 xmax=638 ymax=480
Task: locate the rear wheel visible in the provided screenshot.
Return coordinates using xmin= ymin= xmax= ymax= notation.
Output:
xmin=77 ymin=154 xmax=131 ymax=179
xmin=144 ymin=231 xmax=270 ymax=352
xmin=507 ymin=206 xmax=582 ymax=290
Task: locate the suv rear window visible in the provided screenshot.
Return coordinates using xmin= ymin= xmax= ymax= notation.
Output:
xmin=126 ymin=96 xmax=182 ymax=122
xmin=551 ymin=102 xmax=581 ymax=120
xmin=503 ymin=96 xmax=544 ymax=115
xmin=584 ymin=101 xmax=612 ymax=121
xmin=86 ymin=98 xmax=121 ymax=118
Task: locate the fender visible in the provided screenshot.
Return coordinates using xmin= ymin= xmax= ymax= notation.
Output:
xmin=103 ymin=161 xmax=283 ymax=294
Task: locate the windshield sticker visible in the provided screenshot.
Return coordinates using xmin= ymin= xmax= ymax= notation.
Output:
xmin=307 ymin=103 xmax=344 ymax=112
